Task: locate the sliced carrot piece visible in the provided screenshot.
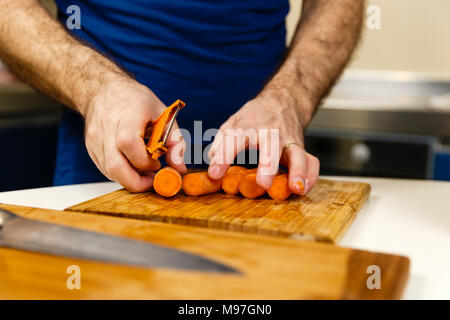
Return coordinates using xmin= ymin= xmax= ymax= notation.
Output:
xmin=153 ymin=167 xmax=182 ymax=197
xmin=226 ymin=166 xmax=248 ymax=174
xmin=183 ymin=171 xmax=222 ymax=196
xmin=239 ymin=173 xmax=266 ymax=199
xmin=268 ymin=174 xmax=291 ymax=200
xmin=222 ymin=166 xmax=256 ymax=195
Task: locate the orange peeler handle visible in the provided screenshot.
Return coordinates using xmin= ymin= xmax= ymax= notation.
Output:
xmin=146 ymin=100 xmax=186 ymax=160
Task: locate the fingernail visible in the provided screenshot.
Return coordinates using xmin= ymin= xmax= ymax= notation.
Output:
xmin=294 ymin=177 xmax=305 ymax=193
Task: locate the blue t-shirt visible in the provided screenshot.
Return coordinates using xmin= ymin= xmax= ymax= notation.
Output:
xmin=53 ymin=0 xmax=289 ymax=185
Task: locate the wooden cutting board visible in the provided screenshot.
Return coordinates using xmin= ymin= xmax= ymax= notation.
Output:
xmin=0 ymin=204 xmax=408 ymax=299
xmin=66 ymin=179 xmax=370 ymax=243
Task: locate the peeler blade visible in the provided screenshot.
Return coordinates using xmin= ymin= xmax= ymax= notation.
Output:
xmin=161 ymin=103 xmax=182 ymax=146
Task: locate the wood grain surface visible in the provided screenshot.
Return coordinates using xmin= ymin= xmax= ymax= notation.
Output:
xmin=0 ymin=204 xmax=408 ymax=300
xmin=66 ymin=179 xmax=371 ymax=243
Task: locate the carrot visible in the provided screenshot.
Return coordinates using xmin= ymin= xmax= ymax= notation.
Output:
xmin=267 ymin=174 xmax=291 ymax=200
xmin=183 ymin=171 xmax=222 ymax=196
xmin=226 ymin=166 xmax=247 ymax=174
xmin=153 ymin=167 xmax=182 ymax=197
xmin=239 ymin=173 xmax=266 ymax=199
xmin=222 ymin=166 xmax=256 ymax=195
xmin=296 ymin=180 xmax=305 ymax=193
xmin=221 ymin=166 xmax=247 ymax=195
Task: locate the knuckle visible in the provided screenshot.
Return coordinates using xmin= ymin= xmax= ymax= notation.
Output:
xmin=315 ymin=157 xmax=321 ymax=171
xmin=243 ymin=117 xmax=261 ymax=129
xmin=313 ymin=155 xmax=320 ymax=165
xmin=133 ymin=155 xmax=150 ymax=169
xmin=104 ymin=160 xmax=121 ymax=177
xmin=85 ymin=127 xmax=98 ymax=141
xmin=271 ymin=118 xmax=283 ymax=129
xmin=308 ymin=154 xmax=320 ymax=166
xmin=290 ymin=160 xmax=306 ymax=174
xmin=219 ymin=119 xmax=231 ymax=130
xmin=217 ymin=127 xmax=228 ymax=138
xmin=117 ymin=132 xmax=134 ymax=151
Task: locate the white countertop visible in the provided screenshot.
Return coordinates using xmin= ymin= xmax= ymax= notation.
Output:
xmin=0 ymin=176 xmax=449 ymax=300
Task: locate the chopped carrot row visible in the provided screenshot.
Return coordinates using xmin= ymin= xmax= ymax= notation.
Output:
xmin=152 ymin=166 xmax=296 ymax=200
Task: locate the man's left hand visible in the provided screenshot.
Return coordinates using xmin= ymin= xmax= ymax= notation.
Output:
xmin=207 ymin=89 xmax=320 ymax=195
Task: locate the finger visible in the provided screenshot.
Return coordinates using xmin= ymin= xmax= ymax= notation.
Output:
xmin=284 ymin=144 xmax=308 ymax=195
xmin=207 ymin=127 xmax=225 ymax=161
xmin=107 ymin=154 xmax=155 ymax=192
xmin=116 ymin=115 xmax=160 ymax=171
xmin=208 ymin=127 xmax=247 ymax=180
xmin=304 ymin=153 xmax=320 ymax=193
xmin=256 ymin=130 xmax=281 ymax=189
xmin=207 ymin=118 xmax=237 ymax=164
xmin=165 ymin=122 xmax=187 ymax=173
xmin=139 ymin=170 xmax=157 ymax=181
xmin=105 ymin=136 xmax=154 ymax=192
xmin=208 ymin=127 xmax=228 ymax=179
xmin=148 ymin=159 xmax=162 ymax=171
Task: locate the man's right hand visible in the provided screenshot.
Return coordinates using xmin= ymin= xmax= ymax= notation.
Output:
xmin=83 ymin=78 xmax=187 ymax=192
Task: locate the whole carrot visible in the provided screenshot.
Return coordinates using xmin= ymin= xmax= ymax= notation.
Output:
xmin=183 ymin=171 xmax=222 ymax=196
xmin=239 ymin=173 xmax=266 ymax=199
xmin=153 ymin=167 xmax=182 ymax=197
xmin=267 ymin=174 xmax=291 ymax=200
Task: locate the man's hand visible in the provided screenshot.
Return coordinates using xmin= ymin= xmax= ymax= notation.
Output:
xmin=84 ymin=78 xmax=186 ymax=192
xmin=0 ymin=0 xmax=187 ymax=192
xmin=208 ymin=88 xmax=319 ymax=195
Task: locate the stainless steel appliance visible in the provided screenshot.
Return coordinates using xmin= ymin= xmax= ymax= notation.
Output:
xmin=307 ymin=70 xmax=450 ymax=180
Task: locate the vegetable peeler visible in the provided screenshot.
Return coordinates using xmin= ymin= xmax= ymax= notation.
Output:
xmin=146 ymin=99 xmax=186 ymax=160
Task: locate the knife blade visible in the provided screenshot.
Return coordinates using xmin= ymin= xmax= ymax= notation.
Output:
xmin=0 ymin=209 xmax=238 ymax=274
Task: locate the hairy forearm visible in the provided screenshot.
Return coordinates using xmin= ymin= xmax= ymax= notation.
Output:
xmin=0 ymin=0 xmax=129 ymax=115
xmin=264 ymin=0 xmax=364 ymax=127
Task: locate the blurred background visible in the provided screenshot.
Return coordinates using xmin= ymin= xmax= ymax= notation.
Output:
xmin=0 ymin=0 xmax=449 ymax=191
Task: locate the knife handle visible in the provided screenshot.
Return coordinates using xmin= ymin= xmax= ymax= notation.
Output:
xmin=0 ymin=209 xmax=17 ymax=228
